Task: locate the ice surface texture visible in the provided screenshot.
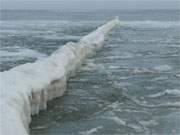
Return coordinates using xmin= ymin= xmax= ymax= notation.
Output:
xmin=0 ymin=18 xmax=119 ymax=135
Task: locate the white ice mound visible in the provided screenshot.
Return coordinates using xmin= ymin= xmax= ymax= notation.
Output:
xmin=0 ymin=18 xmax=120 ymax=135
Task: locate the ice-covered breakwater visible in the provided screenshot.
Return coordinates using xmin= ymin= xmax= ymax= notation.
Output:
xmin=0 ymin=18 xmax=120 ymax=135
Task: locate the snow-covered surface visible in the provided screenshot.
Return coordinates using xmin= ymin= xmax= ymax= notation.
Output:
xmin=0 ymin=18 xmax=120 ymax=135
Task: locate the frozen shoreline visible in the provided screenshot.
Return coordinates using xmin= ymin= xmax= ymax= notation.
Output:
xmin=0 ymin=18 xmax=119 ymax=135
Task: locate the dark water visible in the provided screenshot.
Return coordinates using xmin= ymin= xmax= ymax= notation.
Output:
xmin=0 ymin=10 xmax=180 ymax=135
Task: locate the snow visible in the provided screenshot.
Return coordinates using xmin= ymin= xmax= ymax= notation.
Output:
xmin=0 ymin=18 xmax=120 ymax=135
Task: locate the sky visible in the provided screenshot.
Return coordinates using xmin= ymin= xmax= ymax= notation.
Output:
xmin=1 ymin=0 xmax=179 ymax=10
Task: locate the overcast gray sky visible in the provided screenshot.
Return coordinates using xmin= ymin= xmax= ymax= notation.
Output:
xmin=1 ymin=0 xmax=179 ymax=10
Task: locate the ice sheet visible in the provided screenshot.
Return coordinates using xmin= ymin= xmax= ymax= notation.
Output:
xmin=0 ymin=18 xmax=119 ymax=135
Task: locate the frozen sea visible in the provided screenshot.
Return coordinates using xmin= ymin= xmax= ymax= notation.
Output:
xmin=0 ymin=9 xmax=180 ymax=135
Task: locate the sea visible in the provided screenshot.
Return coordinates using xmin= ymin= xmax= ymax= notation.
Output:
xmin=0 ymin=9 xmax=180 ymax=135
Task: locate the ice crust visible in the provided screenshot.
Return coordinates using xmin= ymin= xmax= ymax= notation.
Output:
xmin=0 ymin=18 xmax=119 ymax=135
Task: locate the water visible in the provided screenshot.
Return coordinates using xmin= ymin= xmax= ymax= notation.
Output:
xmin=1 ymin=10 xmax=180 ymax=135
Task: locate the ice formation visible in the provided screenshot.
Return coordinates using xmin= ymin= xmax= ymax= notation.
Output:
xmin=0 ymin=18 xmax=120 ymax=135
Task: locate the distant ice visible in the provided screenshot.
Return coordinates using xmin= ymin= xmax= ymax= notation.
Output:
xmin=131 ymin=68 xmax=156 ymax=74
xmin=80 ymin=62 xmax=105 ymax=71
xmin=109 ymin=116 xmax=126 ymax=126
xmin=0 ymin=47 xmax=47 ymax=62
xmin=79 ymin=126 xmax=103 ymax=135
xmin=104 ymin=51 xmax=135 ymax=60
xmin=147 ymin=89 xmax=180 ymax=98
xmin=174 ymin=73 xmax=180 ymax=78
xmin=140 ymin=119 xmax=159 ymax=127
xmin=109 ymin=115 xmax=144 ymax=132
xmin=154 ymin=65 xmax=172 ymax=71
xmin=122 ymin=21 xmax=180 ymax=28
